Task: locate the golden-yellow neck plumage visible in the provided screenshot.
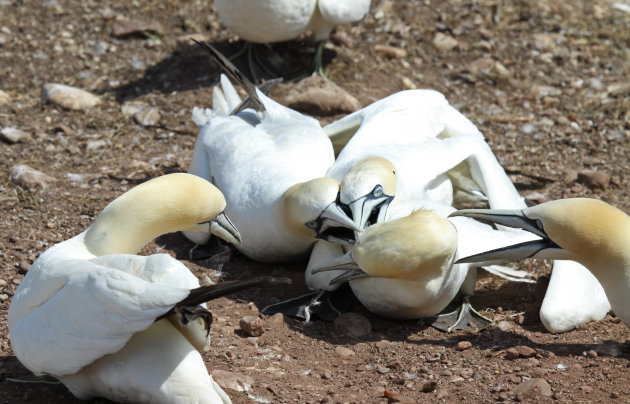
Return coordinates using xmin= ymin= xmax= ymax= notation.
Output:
xmin=85 ymin=173 xmax=227 ymax=256
xmin=353 ymin=209 xmax=458 ymax=282
xmin=283 ymin=177 xmax=341 ymax=238
xmin=340 ymin=156 xmax=397 ymax=204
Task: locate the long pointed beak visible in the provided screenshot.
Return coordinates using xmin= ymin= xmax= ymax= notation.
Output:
xmin=310 ymin=202 xmax=361 ymax=246
xmin=449 ymin=208 xmax=561 ymax=264
xmin=320 ymin=202 xmax=361 ymax=232
xmin=348 ymin=193 xmax=394 ymax=229
xmin=209 ymin=212 xmax=242 ymax=245
xmin=310 ymin=250 xmax=371 ymax=286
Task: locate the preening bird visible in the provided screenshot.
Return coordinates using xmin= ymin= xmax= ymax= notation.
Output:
xmin=214 ymin=0 xmax=371 ymax=79
xmin=452 ymin=198 xmax=620 ymax=328
xmin=8 ymin=173 xmax=288 ymax=403
xmin=186 ymin=42 xmax=356 ymax=262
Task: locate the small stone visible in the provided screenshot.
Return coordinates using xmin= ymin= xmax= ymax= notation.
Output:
xmin=0 ymin=294 xmax=8 ymax=301
xmin=436 ymin=389 xmax=448 ymax=399
xmin=265 ymin=312 xmax=286 ymax=329
xmin=580 ymin=385 xmax=593 ymax=393
xmin=505 ymin=348 xmax=520 ymax=360
xmin=1 ymin=127 xmax=31 ymax=144
xmin=133 ymin=107 xmax=161 ymax=127
xmin=514 ymin=345 xmax=537 ymax=358
xmin=610 ymin=392 xmax=619 ymax=398
xmin=42 ymin=83 xmax=100 ymax=110
xmin=497 ymin=320 xmax=513 ymax=332
xmin=333 ymin=312 xmax=371 ymax=338
xmin=239 ymin=315 xmax=265 ymax=337
xmin=514 ymin=378 xmax=552 ymax=397
xmin=281 ymin=76 xmax=361 ymax=116
xmin=432 ymin=33 xmax=458 ymax=52
xmin=577 ymin=170 xmax=610 ymax=190
xmin=456 ymin=341 xmax=472 ymax=351
xmin=11 ymin=164 xmax=56 ymax=191
xmin=469 ymin=57 xmax=511 ymax=81
xmin=376 ymin=366 xmax=390 ymax=375
xmin=374 ymin=44 xmax=407 ymax=59
xmin=112 ymin=16 xmax=165 ymax=38
xmin=421 ymin=381 xmax=437 ymax=393
xmin=586 ymin=350 xmax=597 ymax=358
xmin=321 ymin=370 xmax=332 ymax=379
xmin=212 ymin=370 xmax=254 ymax=392
xmin=375 ymin=340 xmax=391 ymax=349
xmin=0 ymin=90 xmax=11 ymax=104
xmin=0 ymin=279 xmax=7 ymax=287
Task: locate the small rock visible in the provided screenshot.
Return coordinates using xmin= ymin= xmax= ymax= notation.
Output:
xmin=1 ymin=127 xmax=31 ymax=144
xmin=42 ymin=83 xmax=100 ymax=110
xmin=505 ymin=348 xmax=520 ymax=360
xmin=0 ymin=294 xmax=8 ymax=302
xmin=281 ymin=76 xmax=361 ymax=116
xmin=421 ymin=381 xmax=437 ymax=393
xmin=321 ymin=370 xmax=332 ymax=379
xmin=212 ymin=370 xmax=254 ymax=392
xmin=334 ymin=346 xmax=355 ymax=358
xmin=133 ymin=107 xmax=161 ymax=126
xmin=586 ymin=349 xmax=598 ymax=358
xmin=265 ymin=312 xmax=286 ymax=329
xmin=239 ymin=315 xmax=265 ymax=337
xmin=0 ymin=90 xmax=11 ymax=104
xmin=514 ymin=345 xmax=537 ymax=358
xmin=514 ymin=378 xmax=552 ymax=397
xmin=333 ymin=312 xmax=371 ymax=338
xmin=610 ymin=392 xmax=620 ymax=399
xmin=580 ymin=385 xmax=593 ymax=393
xmin=432 ymin=33 xmax=458 ymax=52
xmin=375 ymin=340 xmax=391 ymax=349
xmin=374 ymin=44 xmax=407 ymax=59
xmin=0 ymin=279 xmax=7 ymax=287
xmin=497 ymin=320 xmax=513 ymax=332
xmin=436 ymin=389 xmax=448 ymax=399
xmin=377 ymin=366 xmax=390 ymax=375
xmin=11 ymin=164 xmax=55 ymax=191
xmin=112 ymin=16 xmax=165 ymax=38
xmin=469 ymin=57 xmax=511 ymax=81
xmin=373 ymin=0 xmax=393 ymax=19
xmin=456 ymin=341 xmax=472 ymax=351
xmin=577 ymin=170 xmax=610 ymax=190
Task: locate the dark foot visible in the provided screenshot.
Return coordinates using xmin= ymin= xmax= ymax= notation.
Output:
xmin=427 ymin=295 xmax=494 ymax=332
xmin=262 ymin=290 xmax=342 ymax=322
xmin=189 ymin=237 xmax=232 ymax=263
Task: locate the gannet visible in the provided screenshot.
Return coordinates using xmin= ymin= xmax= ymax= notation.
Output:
xmin=452 ymin=198 xmax=620 ymax=328
xmin=186 ymin=42 xmax=356 ymax=262
xmin=309 ymin=200 xmax=539 ymax=325
xmin=213 ymin=0 xmax=371 ymax=78
xmin=7 ymin=173 xmax=287 ymax=403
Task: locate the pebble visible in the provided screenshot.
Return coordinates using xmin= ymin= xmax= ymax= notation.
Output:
xmin=211 ymin=369 xmax=254 ymax=392
xmin=281 ymin=76 xmax=361 ymax=116
xmin=1 ymin=127 xmax=31 ymax=144
xmin=432 ymin=33 xmax=458 ymax=52
xmin=514 ymin=345 xmax=537 ymax=358
xmin=0 ymin=279 xmax=6 ymax=287
xmin=11 ymin=164 xmax=56 ymax=191
xmin=468 ymin=57 xmax=511 ymax=81
xmin=333 ymin=312 xmax=371 ymax=338
xmin=377 ymin=366 xmax=390 ymax=375
xmin=335 ymin=346 xmax=355 ymax=358
xmin=375 ymin=340 xmax=391 ymax=349
xmin=265 ymin=312 xmax=286 ymax=329
xmin=42 ymin=83 xmax=100 ymax=110
xmin=112 ymin=16 xmax=165 ymax=38
xmin=0 ymin=90 xmax=10 ymax=104
xmin=513 ymin=378 xmax=552 ymax=397
xmin=456 ymin=340 xmax=472 ymax=351
xmin=421 ymin=381 xmax=437 ymax=393
xmin=373 ymin=44 xmax=407 ymax=59
xmin=435 ymin=389 xmax=448 ymax=399
xmin=505 ymin=348 xmax=520 ymax=360
xmin=586 ymin=349 xmax=598 ymax=358
xmin=0 ymin=294 xmax=8 ymax=302
xmin=133 ymin=107 xmax=161 ymax=127
xmin=577 ymin=170 xmax=610 ymax=190
xmin=580 ymin=385 xmax=593 ymax=393
xmin=239 ymin=315 xmax=265 ymax=337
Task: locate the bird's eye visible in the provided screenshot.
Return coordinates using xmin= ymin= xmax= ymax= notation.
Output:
xmin=305 ymin=221 xmax=318 ymax=229
xmin=372 ymin=185 xmax=383 ymax=197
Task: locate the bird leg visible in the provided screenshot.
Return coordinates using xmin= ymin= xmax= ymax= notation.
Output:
xmin=427 ymin=295 xmax=494 ymax=332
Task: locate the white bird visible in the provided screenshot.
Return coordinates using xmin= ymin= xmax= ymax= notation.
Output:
xmin=310 ymin=89 xmax=611 ymax=333
xmin=452 ymin=198 xmax=620 ymax=327
xmin=186 ymin=42 xmax=356 ymax=262
xmin=213 ymin=0 xmax=372 ymax=78
xmin=293 ymin=89 xmax=532 ymax=328
xmin=7 ymin=173 xmax=285 ymax=403
xmin=309 ymin=199 xmax=538 ymax=329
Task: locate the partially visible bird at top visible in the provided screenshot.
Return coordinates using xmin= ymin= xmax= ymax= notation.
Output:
xmin=452 ymin=198 xmax=620 ymax=330
xmin=185 ymin=42 xmax=356 ymax=262
xmin=7 ymin=173 xmax=289 ymax=403
xmin=213 ymin=0 xmax=372 ymax=81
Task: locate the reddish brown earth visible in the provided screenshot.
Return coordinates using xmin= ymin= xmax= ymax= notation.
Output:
xmin=0 ymin=0 xmax=629 ymax=403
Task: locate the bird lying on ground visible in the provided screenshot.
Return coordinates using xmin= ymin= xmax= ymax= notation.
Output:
xmin=8 ymin=173 xmax=288 ymax=403
xmin=214 ymin=0 xmax=371 ymax=80
xmin=452 ymin=198 xmax=621 ymax=328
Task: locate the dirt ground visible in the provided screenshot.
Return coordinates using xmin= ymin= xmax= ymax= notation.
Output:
xmin=1 ymin=0 xmax=629 ymax=403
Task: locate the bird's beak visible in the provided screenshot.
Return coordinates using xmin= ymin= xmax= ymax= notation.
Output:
xmin=348 ymin=189 xmax=394 ymax=229
xmin=310 ymin=251 xmax=371 ymax=286
xmin=208 ymin=212 xmax=242 ymax=246
xmin=449 ymin=209 xmax=561 ymax=263
xmin=310 ymin=202 xmax=361 ymax=245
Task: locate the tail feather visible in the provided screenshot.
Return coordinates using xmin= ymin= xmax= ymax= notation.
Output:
xmin=192 ymin=39 xmax=265 ymax=112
